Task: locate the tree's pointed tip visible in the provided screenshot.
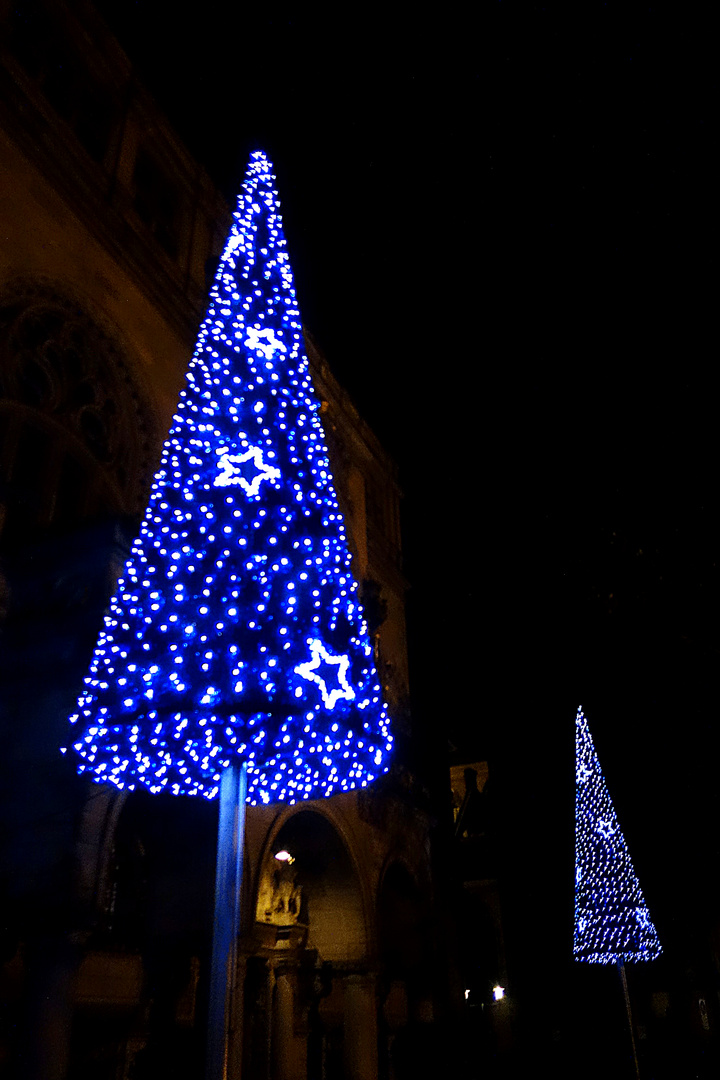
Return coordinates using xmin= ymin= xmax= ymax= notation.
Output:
xmin=249 ymin=148 xmax=273 ymax=168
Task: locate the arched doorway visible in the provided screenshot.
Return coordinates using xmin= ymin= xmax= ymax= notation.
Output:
xmin=244 ymin=808 xmax=376 ymax=1080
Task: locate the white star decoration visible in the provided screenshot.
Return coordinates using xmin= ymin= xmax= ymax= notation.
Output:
xmin=577 ymin=761 xmax=592 ymax=784
xmin=294 ymin=640 xmax=356 ymax=710
xmin=635 ymin=906 xmax=651 ymax=930
xmin=244 ymin=326 xmax=287 ymax=359
xmin=214 ymin=447 xmax=281 ymax=494
xmin=596 ymin=819 xmax=617 ymax=839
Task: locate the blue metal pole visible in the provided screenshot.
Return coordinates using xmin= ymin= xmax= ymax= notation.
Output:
xmin=618 ymin=960 xmax=641 ymax=1079
xmin=206 ymin=762 xmax=247 ymax=1080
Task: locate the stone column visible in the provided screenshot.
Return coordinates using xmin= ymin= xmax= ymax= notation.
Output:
xmin=343 ymin=974 xmax=378 ymax=1080
xmin=271 ymin=972 xmax=294 ymax=1080
xmin=228 ymin=953 xmax=246 ymax=1079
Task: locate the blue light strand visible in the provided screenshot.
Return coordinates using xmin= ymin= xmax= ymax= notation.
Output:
xmin=63 ymin=150 xmax=393 ymax=804
xmin=573 ymin=707 xmax=661 ymax=964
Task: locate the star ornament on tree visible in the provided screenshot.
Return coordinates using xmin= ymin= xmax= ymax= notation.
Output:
xmin=244 ymin=326 xmax=287 ymax=359
xmin=596 ymin=819 xmax=617 ymax=839
xmin=635 ymin=906 xmax=651 ymax=931
xmin=577 ymin=761 xmax=591 ymax=784
xmin=295 ymin=639 xmax=356 ymax=710
xmin=214 ymin=446 xmax=281 ymax=494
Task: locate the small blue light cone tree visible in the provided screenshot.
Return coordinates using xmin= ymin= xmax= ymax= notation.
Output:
xmin=64 ymin=150 xmax=393 ymax=1076
xmin=574 ymin=706 xmax=661 ymax=964
xmin=574 ymin=706 xmax=661 ymax=1077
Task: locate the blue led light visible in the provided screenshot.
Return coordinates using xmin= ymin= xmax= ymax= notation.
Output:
xmin=573 ymin=707 xmax=662 ymax=964
xmin=64 ymin=150 xmax=393 ymax=804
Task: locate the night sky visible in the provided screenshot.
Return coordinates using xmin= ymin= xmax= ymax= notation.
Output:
xmin=95 ymin=0 xmax=715 ymax=1034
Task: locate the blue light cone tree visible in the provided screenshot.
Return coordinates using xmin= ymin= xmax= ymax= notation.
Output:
xmin=65 ymin=150 xmax=393 ymax=807
xmin=574 ymin=707 xmax=661 ymax=964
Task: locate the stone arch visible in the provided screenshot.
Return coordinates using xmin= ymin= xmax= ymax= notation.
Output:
xmin=75 ymin=786 xmax=128 ymax=934
xmin=70 ymin=787 xmax=217 ymax=1077
xmin=0 ymin=277 xmax=159 ymax=549
xmin=246 ymin=807 xmax=378 ymax=1079
xmin=255 ymin=807 xmax=369 ymax=964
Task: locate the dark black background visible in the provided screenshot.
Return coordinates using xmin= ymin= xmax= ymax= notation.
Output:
xmin=93 ymin=0 xmax=717 ymax=1054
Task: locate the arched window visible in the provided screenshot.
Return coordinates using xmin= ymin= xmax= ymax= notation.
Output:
xmin=0 ymin=282 xmax=157 ymax=551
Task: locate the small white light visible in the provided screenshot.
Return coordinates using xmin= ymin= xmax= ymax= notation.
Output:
xmin=274 ymin=849 xmax=294 ymax=864
xmin=493 ymin=985 xmax=505 ymax=1001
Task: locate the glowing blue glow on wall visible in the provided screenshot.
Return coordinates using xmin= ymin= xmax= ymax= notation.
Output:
xmin=573 ymin=707 xmax=661 ymax=964
xmin=64 ymin=150 xmax=393 ymax=804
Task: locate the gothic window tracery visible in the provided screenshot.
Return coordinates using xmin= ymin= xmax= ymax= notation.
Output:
xmin=0 ymin=283 xmax=158 ymax=547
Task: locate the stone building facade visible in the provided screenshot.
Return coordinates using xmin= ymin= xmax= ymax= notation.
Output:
xmin=0 ymin=3 xmax=434 ymax=1077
